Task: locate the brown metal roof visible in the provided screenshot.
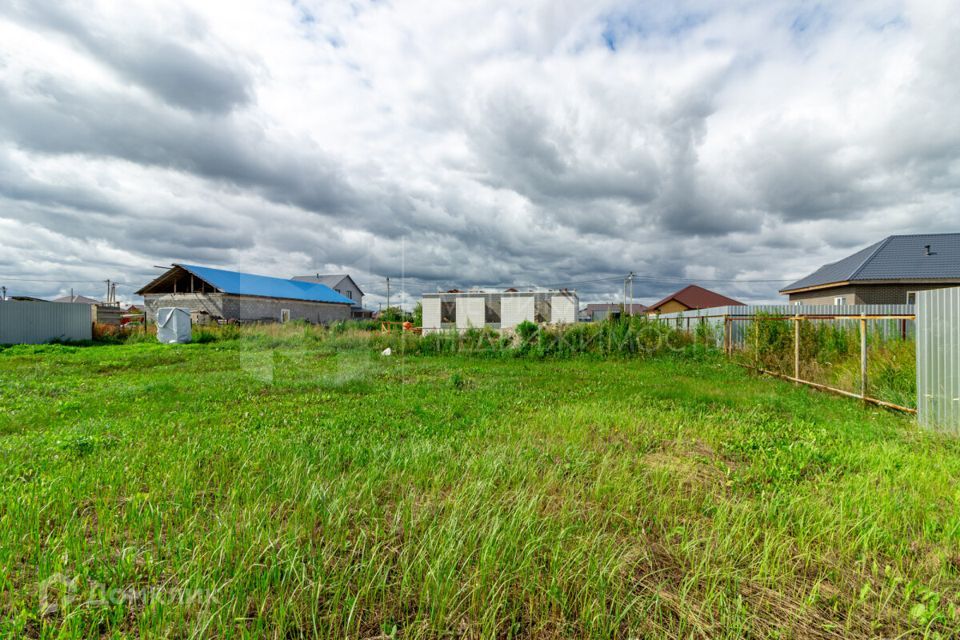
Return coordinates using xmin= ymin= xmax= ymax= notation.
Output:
xmin=646 ymin=285 xmax=744 ymax=312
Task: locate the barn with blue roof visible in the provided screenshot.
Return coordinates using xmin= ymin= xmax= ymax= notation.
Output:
xmin=137 ymin=264 xmax=356 ymax=324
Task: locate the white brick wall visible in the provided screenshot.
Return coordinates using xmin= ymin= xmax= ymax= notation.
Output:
xmin=422 ymin=297 xmax=441 ymax=331
xmin=501 ymin=296 xmax=535 ymax=329
xmin=551 ymin=295 xmax=577 ymax=324
xmin=456 ymin=297 xmax=486 ymax=329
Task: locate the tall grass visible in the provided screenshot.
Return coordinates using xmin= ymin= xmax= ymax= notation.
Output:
xmin=0 ymin=334 xmax=956 ymax=637
xmin=380 ymin=316 xmax=703 ymax=359
xmin=102 ymin=317 xmax=706 ymax=361
xmin=737 ymin=313 xmax=916 ymax=407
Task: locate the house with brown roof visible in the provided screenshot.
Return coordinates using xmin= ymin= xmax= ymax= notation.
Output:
xmin=646 ymin=285 xmax=744 ymax=315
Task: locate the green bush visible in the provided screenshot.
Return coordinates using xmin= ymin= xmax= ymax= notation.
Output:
xmin=515 ymin=320 xmax=538 ymax=342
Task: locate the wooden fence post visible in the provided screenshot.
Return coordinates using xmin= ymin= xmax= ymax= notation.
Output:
xmin=754 ymin=317 xmax=759 ymax=368
xmin=860 ymin=316 xmax=868 ymax=401
xmin=794 ymin=315 xmax=801 ymax=382
xmin=723 ymin=315 xmax=729 ymax=355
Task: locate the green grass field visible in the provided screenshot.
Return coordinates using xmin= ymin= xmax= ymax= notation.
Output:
xmin=2 ymin=330 xmax=960 ymax=638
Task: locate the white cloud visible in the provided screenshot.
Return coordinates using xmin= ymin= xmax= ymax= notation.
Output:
xmin=0 ymin=0 xmax=957 ymax=306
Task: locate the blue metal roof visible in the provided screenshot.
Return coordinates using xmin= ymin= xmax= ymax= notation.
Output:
xmin=781 ymin=233 xmax=960 ymax=292
xmin=176 ymin=264 xmax=355 ymax=305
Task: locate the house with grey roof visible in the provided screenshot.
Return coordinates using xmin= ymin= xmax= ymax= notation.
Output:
xmin=291 ymin=274 xmax=362 ymax=305
xmin=291 ymin=274 xmax=367 ymax=317
xmin=780 ymin=233 xmax=960 ymax=305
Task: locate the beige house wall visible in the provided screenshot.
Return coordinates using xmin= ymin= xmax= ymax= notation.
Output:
xmin=787 ymin=283 xmax=958 ymax=305
xmin=651 ymin=300 xmax=689 ymax=314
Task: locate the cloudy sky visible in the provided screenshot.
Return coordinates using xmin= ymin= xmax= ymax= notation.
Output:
xmin=0 ymin=0 xmax=957 ymax=307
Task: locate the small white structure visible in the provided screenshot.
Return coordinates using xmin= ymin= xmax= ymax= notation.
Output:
xmin=156 ymin=307 xmax=192 ymax=344
xmin=421 ymin=290 xmax=578 ymax=334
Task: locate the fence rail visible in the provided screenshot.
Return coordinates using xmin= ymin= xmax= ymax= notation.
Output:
xmin=655 ymin=305 xmax=917 ymax=414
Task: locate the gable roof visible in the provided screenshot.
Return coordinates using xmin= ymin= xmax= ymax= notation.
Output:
xmin=291 ymin=273 xmax=364 ymax=296
xmin=781 ymin=233 xmax=960 ymax=293
xmin=137 ymin=264 xmax=355 ymax=305
xmin=647 ymin=285 xmax=744 ymax=312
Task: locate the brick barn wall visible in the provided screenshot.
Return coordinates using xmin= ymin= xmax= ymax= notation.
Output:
xmin=143 ymin=293 xmax=225 ymax=322
xmin=221 ymin=296 xmax=350 ymax=324
xmin=143 ymin=293 xmax=350 ymax=324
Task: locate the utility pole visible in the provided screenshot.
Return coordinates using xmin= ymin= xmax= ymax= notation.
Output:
xmin=623 ymin=276 xmax=630 ymax=315
xmin=386 ymin=277 xmax=391 ymax=312
xmin=628 ymin=272 xmax=635 ymax=315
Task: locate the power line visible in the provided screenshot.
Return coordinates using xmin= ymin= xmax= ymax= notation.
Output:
xmin=0 ymin=275 xmax=138 ymax=287
xmin=362 ymin=272 xmax=793 ymax=293
xmin=627 ymin=274 xmax=793 ymax=284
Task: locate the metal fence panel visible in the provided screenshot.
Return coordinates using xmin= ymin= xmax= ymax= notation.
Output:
xmin=0 ymin=300 xmax=93 ymax=344
xmin=656 ymin=304 xmax=914 ymax=349
xmin=917 ymin=288 xmax=960 ymax=432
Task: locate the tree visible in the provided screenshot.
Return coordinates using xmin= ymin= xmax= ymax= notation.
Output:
xmin=379 ymin=306 xmax=409 ymax=323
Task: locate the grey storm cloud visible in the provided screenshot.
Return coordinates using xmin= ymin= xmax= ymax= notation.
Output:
xmin=0 ymin=0 xmax=958 ymax=306
xmin=0 ymin=77 xmax=359 ymax=219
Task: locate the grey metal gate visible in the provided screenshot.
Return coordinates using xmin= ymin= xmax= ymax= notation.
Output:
xmin=917 ymin=287 xmax=960 ymax=432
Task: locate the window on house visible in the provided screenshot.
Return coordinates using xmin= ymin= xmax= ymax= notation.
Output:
xmin=907 ymin=291 xmax=917 ymax=305
xmin=793 ymin=301 xmax=802 ymax=306
xmin=346 ymin=291 xmax=352 ymax=300
xmin=334 ymin=288 xmax=341 ymax=294
xmin=834 ymin=296 xmax=846 ymax=306
xmin=280 ymin=309 xmax=290 ymax=323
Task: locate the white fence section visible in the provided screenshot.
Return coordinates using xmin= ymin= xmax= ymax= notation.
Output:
xmin=917 ymin=288 xmax=960 ymax=432
xmin=456 ymin=296 xmax=486 ymax=330
xmin=551 ymin=295 xmax=577 ymax=324
xmin=501 ymin=296 xmax=535 ymax=329
xmin=0 ymin=300 xmax=93 ymax=344
xmin=421 ymin=298 xmax=441 ymax=332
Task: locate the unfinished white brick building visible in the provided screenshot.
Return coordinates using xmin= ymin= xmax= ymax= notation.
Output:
xmin=421 ymin=290 xmax=578 ymax=334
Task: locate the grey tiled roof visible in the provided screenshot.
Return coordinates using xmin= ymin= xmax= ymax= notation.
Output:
xmin=781 ymin=233 xmax=960 ymax=292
